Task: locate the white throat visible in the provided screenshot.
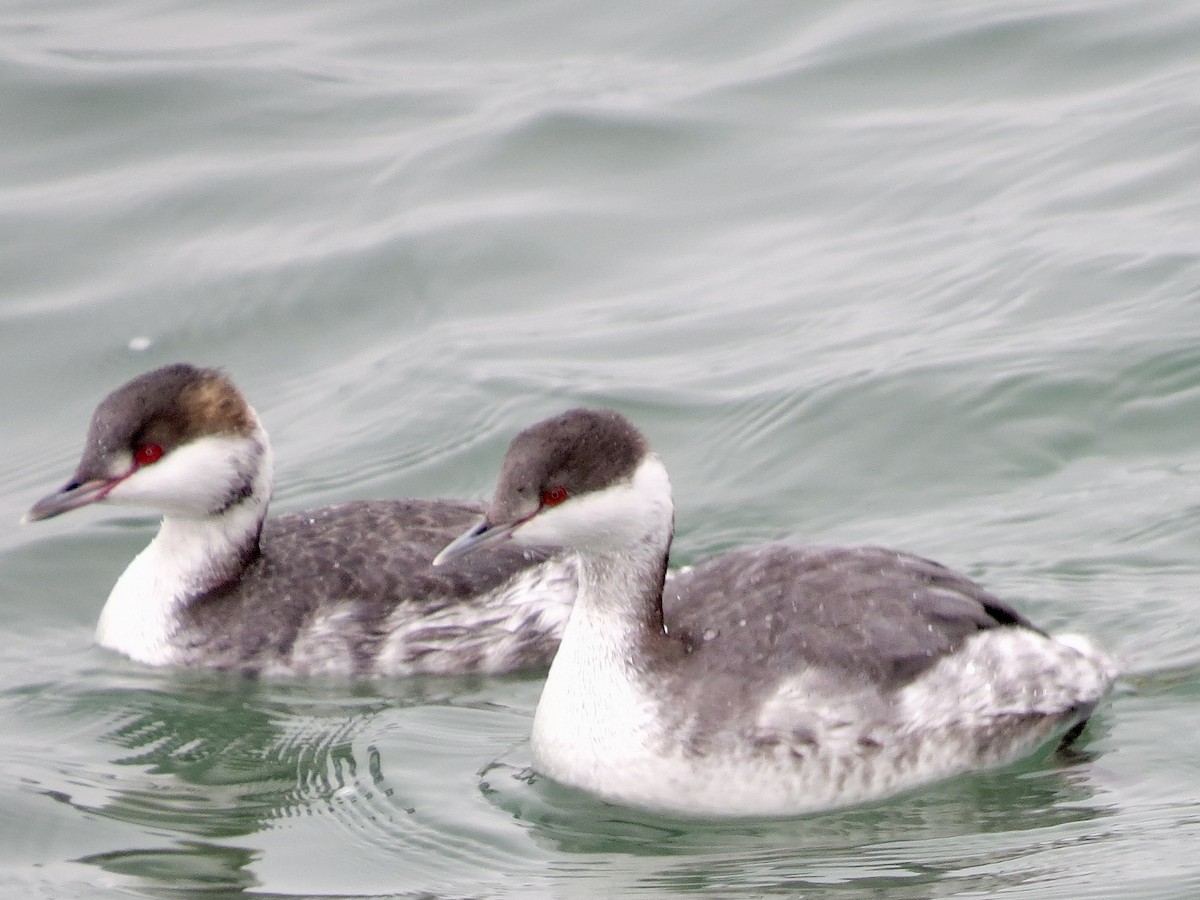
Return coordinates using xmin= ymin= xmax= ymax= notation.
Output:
xmin=528 ymin=455 xmax=675 ymax=786
xmin=95 ymin=427 xmax=274 ymax=665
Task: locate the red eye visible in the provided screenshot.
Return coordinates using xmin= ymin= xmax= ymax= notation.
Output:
xmin=542 ymin=486 xmax=569 ymax=507
xmin=134 ymin=443 xmax=164 ymax=466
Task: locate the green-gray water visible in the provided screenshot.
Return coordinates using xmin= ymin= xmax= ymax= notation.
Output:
xmin=2 ymin=1 xmax=1198 ymax=896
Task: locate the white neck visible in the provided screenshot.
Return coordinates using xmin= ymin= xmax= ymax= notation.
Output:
xmin=95 ymin=428 xmax=274 ymax=665
xmin=529 ymin=455 xmax=676 ymax=785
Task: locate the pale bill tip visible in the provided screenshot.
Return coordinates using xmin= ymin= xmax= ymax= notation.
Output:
xmin=432 ymin=519 xmax=509 ymax=567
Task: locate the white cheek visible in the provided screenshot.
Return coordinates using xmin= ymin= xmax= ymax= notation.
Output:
xmin=105 ymin=435 xmax=262 ymax=517
xmin=515 ymin=496 xmax=629 ymax=552
xmin=513 ymin=455 xmax=672 ymax=554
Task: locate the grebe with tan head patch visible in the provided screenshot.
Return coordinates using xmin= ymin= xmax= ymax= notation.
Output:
xmin=24 ymin=364 xmax=580 ymax=676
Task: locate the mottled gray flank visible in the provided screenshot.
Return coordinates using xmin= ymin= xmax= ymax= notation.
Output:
xmin=656 ymin=543 xmax=1050 ymax=754
xmin=173 ymin=499 xmax=567 ymax=675
xmin=486 ymin=408 xmax=649 ymax=525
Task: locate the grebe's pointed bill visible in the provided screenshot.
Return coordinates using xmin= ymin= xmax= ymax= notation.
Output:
xmin=22 ymin=477 xmax=120 ymax=524
xmin=433 ymin=518 xmax=520 ymax=566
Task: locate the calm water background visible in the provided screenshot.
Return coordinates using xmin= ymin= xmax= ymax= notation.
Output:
xmin=1 ymin=0 xmax=1198 ymax=896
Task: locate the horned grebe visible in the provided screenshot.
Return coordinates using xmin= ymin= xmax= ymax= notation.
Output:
xmin=23 ymin=364 xmax=578 ymax=676
xmin=435 ymin=408 xmax=1117 ymax=817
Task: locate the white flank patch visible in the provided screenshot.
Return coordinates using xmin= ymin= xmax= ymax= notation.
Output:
xmin=374 ymin=557 xmax=579 ymax=676
xmin=281 ymin=604 xmax=362 ymax=677
xmin=893 ymin=627 xmax=1117 ymax=729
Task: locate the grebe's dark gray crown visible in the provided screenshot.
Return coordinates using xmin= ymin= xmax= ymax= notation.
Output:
xmin=87 ymin=364 xmax=250 ymax=457
xmin=487 ymin=408 xmax=649 ymax=523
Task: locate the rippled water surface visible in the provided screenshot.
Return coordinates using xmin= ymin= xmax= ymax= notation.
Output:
xmin=3 ymin=0 xmax=1200 ymax=896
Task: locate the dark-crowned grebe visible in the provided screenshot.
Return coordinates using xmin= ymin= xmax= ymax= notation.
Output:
xmin=23 ymin=364 xmax=578 ymax=676
xmin=435 ymin=408 xmax=1116 ymax=817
